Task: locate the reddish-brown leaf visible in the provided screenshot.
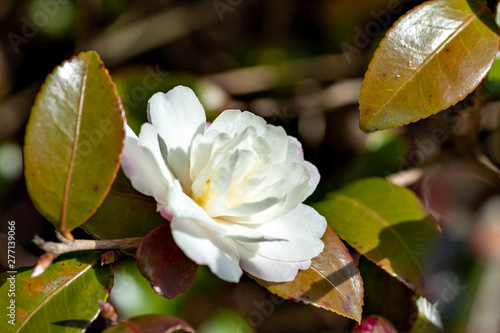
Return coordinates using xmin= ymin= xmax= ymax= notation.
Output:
xmin=252 ymin=226 xmax=364 ymax=323
xmin=102 ymin=314 xmax=194 ymax=333
xmin=136 ymin=224 xmax=198 ymax=299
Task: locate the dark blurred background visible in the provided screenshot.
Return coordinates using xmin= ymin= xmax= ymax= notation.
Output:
xmin=3 ymin=1 xmax=500 ymax=332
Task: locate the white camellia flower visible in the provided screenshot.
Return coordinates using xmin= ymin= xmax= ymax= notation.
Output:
xmin=121 ymin=86 xmax=327 ymax=283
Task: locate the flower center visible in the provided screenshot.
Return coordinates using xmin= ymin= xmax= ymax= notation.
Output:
xmin=194 ymin=178 xmax=212 ymax=208
xmin=191 ymin=149 xmax=261 ymax=215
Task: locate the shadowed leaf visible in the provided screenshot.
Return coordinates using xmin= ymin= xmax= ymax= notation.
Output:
xmin=252 ymin=226 xmax=364 ymax=322
xmin=359 ymin=257 xmax=417 ymax=332
xmin=136 ymin=224 xmax=199 ymax=299
xmin=82 ymin=169 xmax=165 ymax=240
xmin=102 ymin=314 xmax=194 ymax=333
xmin=24 ymin=51 xmax=125 ymax=235
xmin=359 ymin=0 xmax=500 ymax=132
xmin=0 ymin=251 xmax=113 ymax=333
xmin=314 ymin=178 xmax=442 ymax=300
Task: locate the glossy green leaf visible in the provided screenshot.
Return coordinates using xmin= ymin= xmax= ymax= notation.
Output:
xmin=24 ymin=51 xmax=125 ymax=236
xmin=314 ymin=178 xmax=442 ymax=299
xmin=82 ymin=169 xmax=165 ymax=239
xmin=102 ymin=314 xmax=194 ymax=333
xmin=0 ymin=251 xmax=113 ymax=333
xmin=253 ymin=226 xmax=364 ymax=322
xmin=359 ymin=0 xmax=500 ymax=132
xmin=136 ymin=224 xmax=198 ymax=299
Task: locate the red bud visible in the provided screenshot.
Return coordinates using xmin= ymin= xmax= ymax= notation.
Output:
xmin=353 ymin=316 xmax=397 ymax=333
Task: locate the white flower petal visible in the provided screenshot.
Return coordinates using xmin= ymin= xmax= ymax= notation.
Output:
xmin=196 ymin=147 xmax=282 ymax=217
xmin=147 ymin=86 xmax=206 ymax=189
xmin=237 ymin=204 xmax=327 ymax=261
xmin=215 ymin=197 xmax=282 ymax=218
xmin=170 ymin=216 xmax=242 ymax=282
xmin=157 ymin=204 xmax=173 ymax=221
xmin=138 ymin=123 xmax=176 ymax=183
xmin=206 ymin=110 xmax=266 ymax=138
xmin=123 ymin=85 xmax=327 ymax=284
xmin=207 ymin=110 xmax=288 ymax=164
xmin=285 ymin=136 xmax=304 ymax=162
xmin=238 ymin=244 xmax=312 ymax=282
xmin=286 ymin=136 xmax=319 ymax=197
xmin=121 ymin=124 xmax=172 ymax=204
xmin=304 ymin=161 xmax=320 ymax=197
xmin=216 ymin=219 xmax=284 ymax=242
xmin=166 ymin=181 xmax=226 ymax=235
xmin=224 ymin=163 xmax=311 ymax=223
xmin=193 ymin=128 xmax=256 ymax=184
xmin=176 ymin=175 xmax=282 ymax=242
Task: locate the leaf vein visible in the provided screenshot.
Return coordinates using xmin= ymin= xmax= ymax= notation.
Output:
xmin=15 ymin=259 xmax=97 ymax=332
xmin=60 ymin=59 xmax=90 ymax=232
xmin=334 ymin=193 xmax=425 ymax=276
xmin=378 ymin=5 xmax=485 ymax=113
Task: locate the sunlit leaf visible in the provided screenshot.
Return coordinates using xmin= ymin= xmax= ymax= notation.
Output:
xmin=0 ymin=251 xmax=113 ymax=333
xmin=359 ymin=0 xmax=500 ymax=132
xmin=485 ymin=53 xmax=500 ymax=97
xmin=82 ymin=169 xmax=166 ymax=239
xmin=252 ymin=226 xmax=364 ymax=322
xmin=102 ymin=314 xmax=194 ymax=333
xmin=314 ymin=178 xmax=442 ymax=299
xmin=136 ymin=224 xmax=198 ymax=299
xmin=24 ymin=51 xmax=125 ymax=236
xmin=410 ymin=297 xmax=444 ymax=333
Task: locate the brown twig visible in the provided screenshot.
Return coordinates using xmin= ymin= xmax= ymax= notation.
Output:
xmin=33 ymin=235 xmax=143 ymax=256
xmin=31 ymin=235 xmax=143 ymax=277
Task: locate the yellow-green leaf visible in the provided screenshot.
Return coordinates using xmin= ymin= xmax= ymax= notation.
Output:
xmin=24 ymin=51 xmax=125 ymax=235
xmin=314 ymin=178 xmax=442 ymax=300
xmin=0 ymin=252 xmax=113 ymax=333
xmin=359 ymin=0 xmax=500 ymax=132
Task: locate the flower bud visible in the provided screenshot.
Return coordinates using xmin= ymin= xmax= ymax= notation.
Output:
xmin=353 ymin=316 xmax=397 ymax=333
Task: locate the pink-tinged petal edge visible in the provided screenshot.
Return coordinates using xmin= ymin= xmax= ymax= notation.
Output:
xmin=158 ymin=205 xmax=173 ymax=221
xmin=286 ymin=136 xmax=319 ymax=197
